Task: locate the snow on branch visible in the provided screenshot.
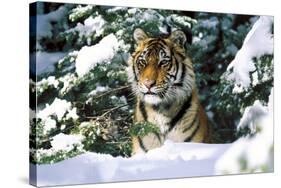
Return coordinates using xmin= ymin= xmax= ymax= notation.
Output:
xmin=237 ymin=100 xmax=268 ymax=134
xmin=226 ymin=16 xmax=273 ymax=93
xmin=36 ymin=6 xmax=68 ymax=39
xmin=75 ymin=34 xmax=119 ymax=77
xmin=51 ymin=133 xmax=84 ymax=151
xmin=215 ymin=88 xmax=273 ymax=174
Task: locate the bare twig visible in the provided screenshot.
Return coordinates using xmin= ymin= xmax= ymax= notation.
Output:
xmin=92 ymin=85 xmax=130 ymax=100
xmin=86 ymin=103 xmax=129 ymax=119
xmin=101 ymin=104 xmax=129 ymax=117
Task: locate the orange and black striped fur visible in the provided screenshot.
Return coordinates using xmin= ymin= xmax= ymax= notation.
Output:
xmin=128 ymin=28 xmax=212 ymax=155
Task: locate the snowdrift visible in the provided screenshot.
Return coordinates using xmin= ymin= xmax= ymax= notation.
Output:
xmin=31 ymin=141 xmax=231 ymax=187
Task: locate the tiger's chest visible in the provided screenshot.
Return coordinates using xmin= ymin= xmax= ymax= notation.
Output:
xmin=147 ymin=111 xmax=171 ymax=134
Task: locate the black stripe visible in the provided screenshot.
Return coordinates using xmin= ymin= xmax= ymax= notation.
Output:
xmin=147 ymin=42 xmax=166 ymax=51
xmin=139 ymin=100 xmax=147 ymax=121
xmin=168 ymin=95 xmax=192 ymax=132
xmin=159 ymin=88 xmax=168 ymax=99
xmin=180 ymin=62 xmax=186 ymax=82
xmin=146 ymin=42 xmax=161 ymax=49
xmin=159 ymin=38 xmax=167 ymax=45
xmin=175 ymin=51 xmax=185 ymax=59
xmin=152 ymin=100 xmax=172 ymax=111
xmin=174 ymin=56 xmax=179 ymax=80
xmin=132 ymin=63 xmax=138 ymax=82
xmin=182 ymin=109 xmax=199 ymax=133
xmin=152 ymin=104 xmax=159 ymax=110
xmin=166 ymin=60 xmax=173 ymax=70
xmin=184 ymin=122 xmax=200 ymax=142
xmin=167 ymin=73 xmax=176 ymax=79
xmin=153 ymin=131 xmax=162 ymax=143
xmin=160 ymin=48 xmax=169 ymax=59
xmin=156 ymin=41 xmax=167 ymax=49
xmin=172 ymin=60 xmax=186 ymax=87
xmin=173 ymin=83 xmax=183 ymax=87
xmin=137 ymin=137 xmax=148 ymax=152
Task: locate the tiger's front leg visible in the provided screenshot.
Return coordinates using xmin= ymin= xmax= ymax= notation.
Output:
xmin=132 ymin=132 xmax=163 ymax=155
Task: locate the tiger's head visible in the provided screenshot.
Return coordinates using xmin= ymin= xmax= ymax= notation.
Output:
xmin=128 ymin=28 xmax=195 ymax=105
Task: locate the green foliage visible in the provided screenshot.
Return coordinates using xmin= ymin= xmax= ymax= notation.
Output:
xmin=31 ymin=146 xmax=84 ymax=164
xmin=215 ymin=54 xmax=273 ymax=138
xmin=130 ymin=122 xmax=160 ymax=138
xmin=186 ymin=14 xmax=256 ymax=142
xmin=75 ymin=118 xmax=132 ymax=157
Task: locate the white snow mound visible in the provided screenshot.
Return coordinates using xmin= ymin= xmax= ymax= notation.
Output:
xmin=32 ymin=141 xmax=231 ymax=187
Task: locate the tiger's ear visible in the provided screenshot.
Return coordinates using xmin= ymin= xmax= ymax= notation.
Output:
xmin=133 ymin=28 xmax=148 ymax=44
xmin=169 ymin=30 xmax=187 ymax=47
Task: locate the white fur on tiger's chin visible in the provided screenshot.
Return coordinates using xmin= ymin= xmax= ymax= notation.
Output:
xmin=143 ymin=94 xmax=162 ymax=104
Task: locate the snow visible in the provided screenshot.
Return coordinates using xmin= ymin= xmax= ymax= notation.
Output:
xmin=167 ymin=14 xmax=196 ymax=29
xmin=31 ymin=52 xmax=67 ymax=75
xmin=68 ymin=15 xmax=106 ymax=43
xmin=51 ymin=133 xmax=84 ymax=151
xmin=37 ymin=76 xmax=59 ymax=92
xmin=107 ymin=6 xmax=127 ymax=13
xmin=36 ymin=6 xmax=68 ymax=39
xmin=59 ymin=73 xmax=78 ymax=95
xmin=200 ymin=17 xmax=219 ymax=29
xmin=37 ymin=98 xmax=79 ymax=134
xmin=215 ymin=88 xmax=273 ymax=174
xmin=88 ymin=86 xmax=109 ymax=97
xmin=37 ymin=98 xmax=72 ymax=121
xmin=226 ymin=16 xmax=273 ymax=92
xmin=86 ymin=86 xmax=110 ymax=103
xmin=237 ymin=100 xmax=267 ymax=134
xmin=125 ymin=8 xmax=165 ymax=27
xmin=128 ymin=8 xmax=137 ymax=15
xmin=75 ymin=34 xmax=119 ymax=77
xmin=69 ymin=5 xmax=94 ymax=22
xmin=65 ymin=107 xmax=79 ymax=120
xmin=43 ymin=118 xmax=56 ymax=134
xmin=32 ymin=141 xmax=232 ymax=187
xmin=143 ymin=10 xmax=162 ymax=22
xmin=45 ymin=76 xmax=59 ymax=88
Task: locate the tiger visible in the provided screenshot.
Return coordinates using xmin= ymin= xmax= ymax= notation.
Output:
xmin=128 ymin=28 xmax=212 ymax=155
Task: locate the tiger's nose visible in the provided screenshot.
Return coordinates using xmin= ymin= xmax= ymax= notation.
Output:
xmin=143 ymin=79 xmax=156 ymax=90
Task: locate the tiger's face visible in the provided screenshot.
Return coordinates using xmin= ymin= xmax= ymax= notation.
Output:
xmin=129 ymin=28 xmax=195 ymax=105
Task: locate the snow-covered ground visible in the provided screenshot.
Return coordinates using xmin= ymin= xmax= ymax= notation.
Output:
xmin=31 ymin=141 xmax=232 ymax=187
